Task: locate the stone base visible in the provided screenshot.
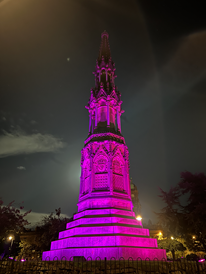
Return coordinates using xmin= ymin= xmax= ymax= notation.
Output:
xmin=42 ymin=207 xmax=166 ymax=261
xmin=42 ymin=246 xmax=166 ymax=261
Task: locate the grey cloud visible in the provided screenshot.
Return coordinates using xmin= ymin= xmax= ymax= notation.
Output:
xmin=17 ymin=166 xmax=26 ymax=170
xmin=0 ymin=130 xmax=66 ymax=158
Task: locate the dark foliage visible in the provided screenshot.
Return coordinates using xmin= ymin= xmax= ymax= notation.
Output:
xmin=156 ymin=172 xmax=206 ymax=252
xmin=0 ymin=198 xmax=31 ymax=256
xmin=0 ymin=198 xmax=31 ymax=241
xmin=157 ymin=238 xmax=186 ymax=260
xmin=34 ymin=208 xmax=72 ymax=252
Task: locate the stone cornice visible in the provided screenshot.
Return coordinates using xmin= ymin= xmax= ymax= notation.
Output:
xmin=85 ymin=133 xmax=125 ymax=145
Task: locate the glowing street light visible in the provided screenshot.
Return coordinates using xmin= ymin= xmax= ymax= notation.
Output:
xmin=158 ymin=231 xmax=163 ymax=240
xmin=171 ymin=236 xmax=174 ymax=240
xmin=136 ymin=216 xmax=142 ymax=221
xmin=8 ymin=236 xmax=14 ymax=254
xmin=192 ymin=236 xmax=196 ymax=239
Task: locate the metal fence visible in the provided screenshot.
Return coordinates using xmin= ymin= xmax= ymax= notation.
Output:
xmin=1 ymin=256 xmax=206 ymax=274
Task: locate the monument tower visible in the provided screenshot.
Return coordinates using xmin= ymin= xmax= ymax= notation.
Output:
xmin=42 ymin=32 xmax=166 ymax=260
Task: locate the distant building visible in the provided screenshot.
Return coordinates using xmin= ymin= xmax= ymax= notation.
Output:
xmin=130 ymin=178 xmax=141 ymax=216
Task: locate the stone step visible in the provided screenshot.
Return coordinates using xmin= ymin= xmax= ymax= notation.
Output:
xmin=73 ymin=208 xmax=135 ymax=220
xmin=50 ymin=235 xmax=158 ymax=250
xmin=59 ymin=225 xmax=149 ymax=239
xmin=66 ymin=216 xmax=142 ymax=229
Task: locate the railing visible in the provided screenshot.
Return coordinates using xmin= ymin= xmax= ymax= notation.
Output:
xmin=0 ymin=255 xmax=206 ymax=274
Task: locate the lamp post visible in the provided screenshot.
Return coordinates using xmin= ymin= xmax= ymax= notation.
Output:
xmin=170 ymin=236 xmax=175 ymax=261
xmin=8 ymin=236 xmax=14 ymax=255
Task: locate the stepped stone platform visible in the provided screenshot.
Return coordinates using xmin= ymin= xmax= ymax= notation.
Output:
xmin=42 ymin=207 xmax=166 ymax=260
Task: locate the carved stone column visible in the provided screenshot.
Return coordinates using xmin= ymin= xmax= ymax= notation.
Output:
xmin=117 ymin=108 xmax=121 ymax=133
xmin=95 ymin=105 xmax=98 ymax=128
xmin=107 ymin=101 xmax=110 ymax=127
xmin=89 ymin=112 xmax=92 ymax=134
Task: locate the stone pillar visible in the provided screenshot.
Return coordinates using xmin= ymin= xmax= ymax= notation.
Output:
xmin=79 ymin=156 xmax=84 ymax=196
xmin=89 ymin=149 xmax=93 ymax=194
xmin=124 ymin=147 xmax=131 ymax=199
xmin=107 ymin=101 xmax=110 ymax=127
xmin=119 ymin=114 xmax=121 ymax=133
xmin=89 ymin=113 xmax=92 ymax=133
xmin=117 ymin=108 xmax=121 ymax=133
xmin=109 ymin=146 xmax=113 ymax=195
xmin=95 ymin=105 xmax=98 ymax=128
xmin=92 ymin=115 xmax=95 ymax=133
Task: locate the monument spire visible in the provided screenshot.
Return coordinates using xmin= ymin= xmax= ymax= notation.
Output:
xmin=86 ymin=31 xmax=123 ymax=137
xmin=98 ymin=30 xmax=111 ymax=64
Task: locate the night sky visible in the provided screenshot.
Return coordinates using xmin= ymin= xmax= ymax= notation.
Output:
xmin=1 ymin=0 xmax=206 ymax=225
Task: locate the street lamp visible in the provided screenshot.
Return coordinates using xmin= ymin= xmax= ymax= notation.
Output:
xmin=136 ymin=216 xmax=142 ymax=221
xmin=158 ymin=231 xmax=163 ymax=240
xmin=171 ymin=236 xmax=174 ymax=240
xmin=8 ymin=236 xmax=14 ymax=253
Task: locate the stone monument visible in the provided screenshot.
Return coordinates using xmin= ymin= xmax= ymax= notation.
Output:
xmin=42 ymin=31 xmax=166 ymax=260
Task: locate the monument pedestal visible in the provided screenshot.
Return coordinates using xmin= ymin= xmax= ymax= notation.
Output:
xmin=42 ymin=206 xmax=166 ymax=260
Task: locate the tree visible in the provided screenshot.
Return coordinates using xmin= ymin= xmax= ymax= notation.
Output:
xmin=155 ymin=186 xmax=182 ymax=238
xmin=34 ymin=208 xmax=72 ymax=252
xmin=157 ymin=238 xmax=186 ymax=260
xmin=0 ymin=198 xmax=31 ymax=256
xmin=156 ymin=172 xmax=206 ymax=253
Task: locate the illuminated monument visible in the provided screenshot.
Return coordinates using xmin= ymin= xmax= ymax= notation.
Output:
xmin=42 ymin=32 xmax=166 ymax=260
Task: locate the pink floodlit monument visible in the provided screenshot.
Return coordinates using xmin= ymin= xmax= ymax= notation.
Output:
xmin=42 ymin=32 xmax=166 ymax=260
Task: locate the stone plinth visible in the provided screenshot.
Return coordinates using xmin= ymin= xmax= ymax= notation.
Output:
xmin=42 ymin=207 xmax=166 ymax=260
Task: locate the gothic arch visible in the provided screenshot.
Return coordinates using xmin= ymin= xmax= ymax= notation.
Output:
xmin=112 ymin=154 xmax=124 ymax=192
xmin=82 ymin=158 xmax=90 ymax=194
xmin=93 ymin=145 xmax=109 ymax=163
xmin=93 ymin=151 xmax=109 ymax=190
xmin=112 ymin=145 xmax=124 ymax=158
